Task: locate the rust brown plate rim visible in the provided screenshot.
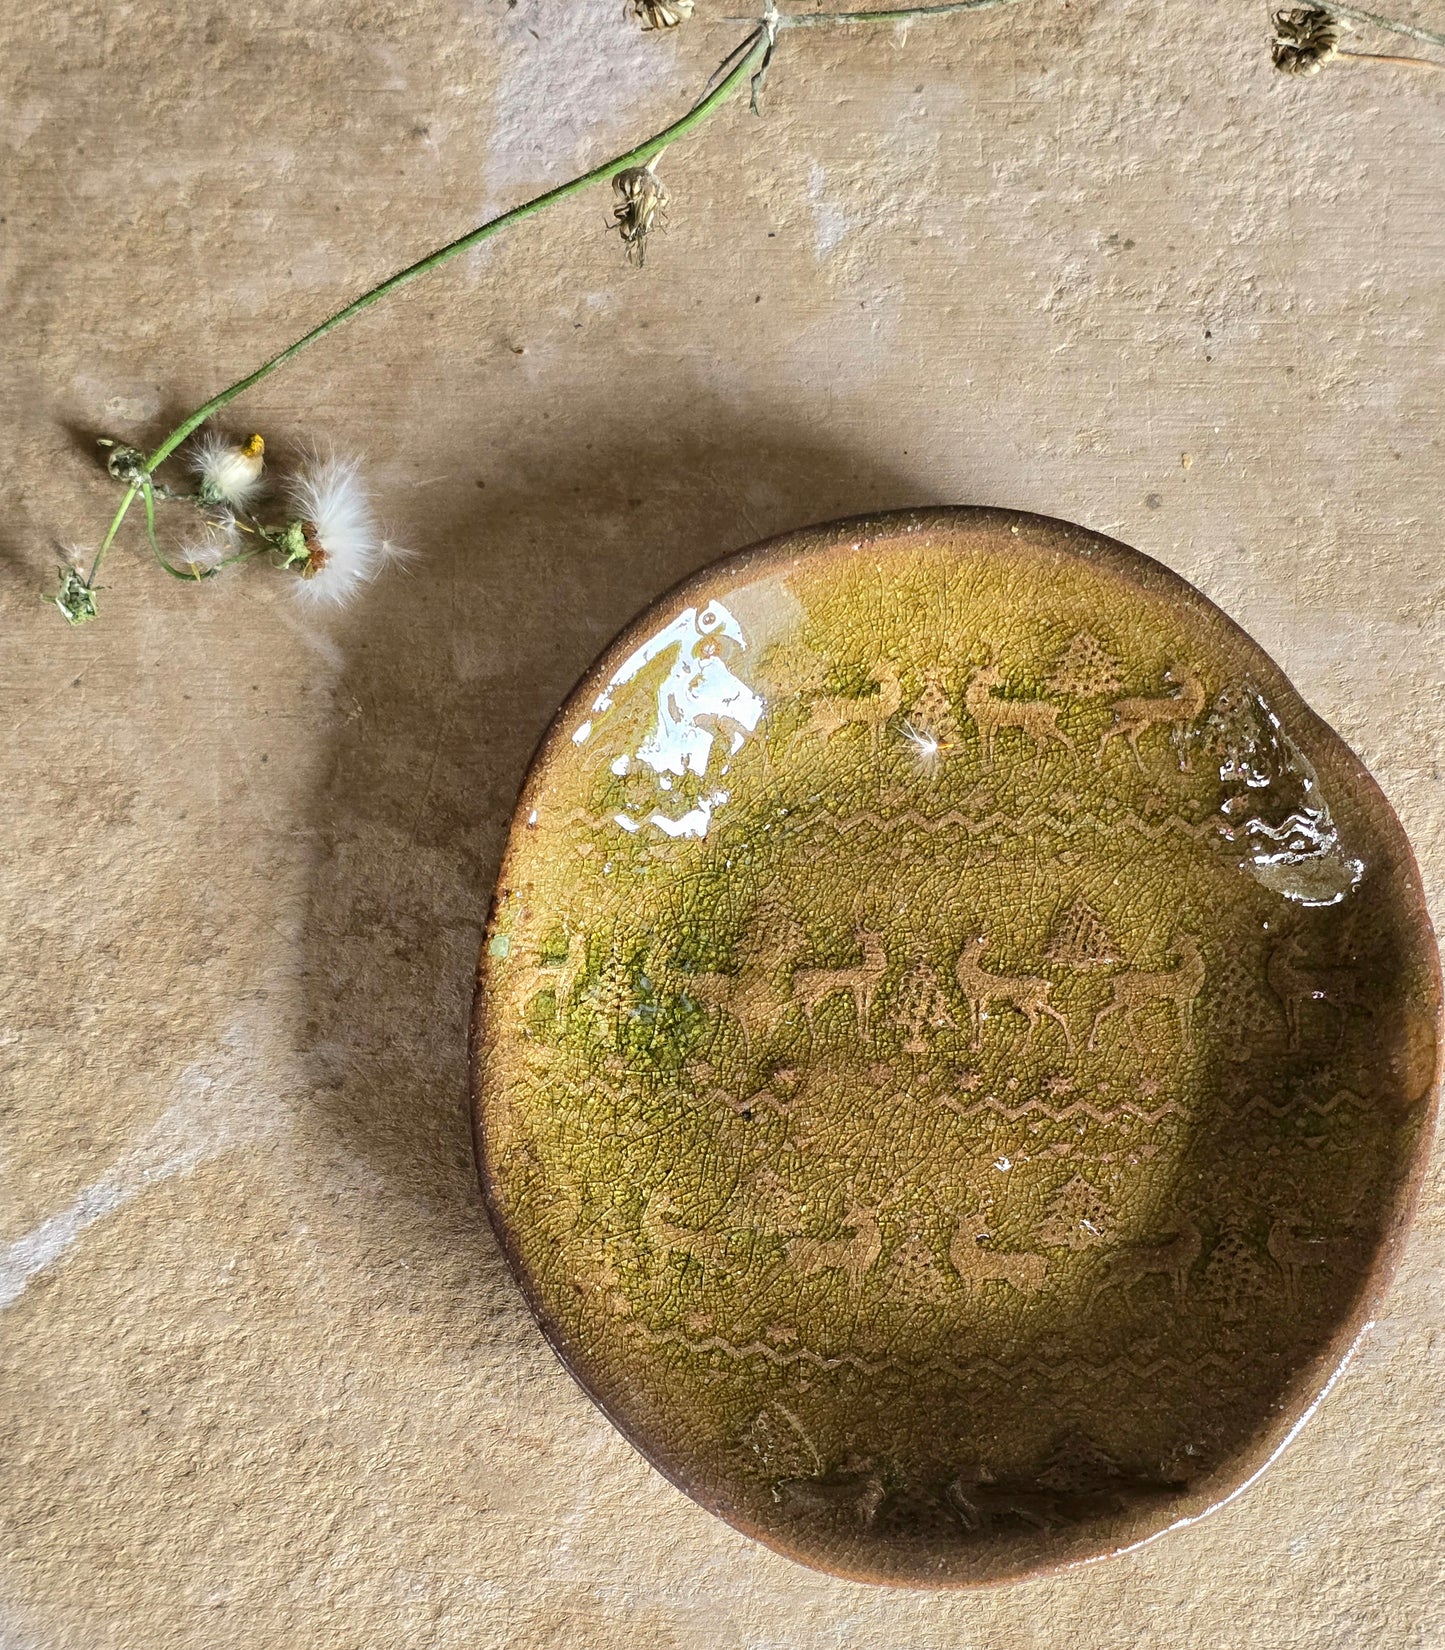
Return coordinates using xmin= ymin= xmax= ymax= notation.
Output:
xmin=470 ymin=506 xmax=1442 ymax=1587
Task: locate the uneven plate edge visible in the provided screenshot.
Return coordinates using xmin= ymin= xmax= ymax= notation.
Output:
xmin=466 ymin=505 xmax=1444 ymax=1588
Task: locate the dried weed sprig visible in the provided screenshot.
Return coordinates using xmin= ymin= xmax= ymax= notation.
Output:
xmin=54 ymin=563 xmax=100 ymax=626
xmin=1272 ymin=6 xmax=1343 ymax=72
xmin=631 ymin=0 xmax=696 ymax=27
xmin=67 ymin=0 xmax=1443 ymax=622
xmin=612 ymin=159 xmax=670 ymax=264
xmin=1271 ymin=0 xmax=1445 ymax=74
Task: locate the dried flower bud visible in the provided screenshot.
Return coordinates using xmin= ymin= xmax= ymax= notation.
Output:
xmin=275 ymin=519 xmax=314 ymax=572
xmin=192 ymin=430 xmax=267 ymax=510
xmin=100 ymin=442 xmax=150 ymax=487
xmin=1271 ymin=7 xmax=1343 ymax=74
xmin=612 ymin=163 xmax=668 ymax=267
xmin=630 ymin=0 xmax=694 ymax=29
xmin=54 ymin=564 xmax=99 ymax=625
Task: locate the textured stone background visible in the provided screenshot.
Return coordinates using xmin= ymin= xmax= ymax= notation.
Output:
xmin=2 ymin=0 xmax=1442 ymax=1644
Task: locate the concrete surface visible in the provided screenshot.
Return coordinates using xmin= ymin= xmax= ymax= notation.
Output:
xmin=2 ymin=0 xmax=1441 ymax=1644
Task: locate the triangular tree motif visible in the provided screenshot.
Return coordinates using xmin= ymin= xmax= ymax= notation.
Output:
xmin=884 ymin=1220 xmax=948 ymax=1301
xmin=1207 ymin=942 xmax=1277 ymax=1062
xmin=1044 ymin=895 xmax=1122 ymax=970
xmin=894 ymin=961 xmax=959 ymax=1054
xmin=749 ymin=1166 xmax=808 ymax=1235
xmin=739 ymin=1404 xmax=821 ymax=1479
xmin=1037 ymin=1433 xmax=1120 ymax=1495
xmin=745 ymin=883 xmax=808 ymax=967
xmin=908 ymin=670 xmax=961 ymax=751
xmin=1200 ymin=1219 xmax=1269 ymax=1323
xmin=585 ymin=950 xmax=638 ymax=1047
xmin=1047 ymin=631 xmax=1124 ymax=699
xmin=1036 ymin=1175 xmax=1114 ymax=1250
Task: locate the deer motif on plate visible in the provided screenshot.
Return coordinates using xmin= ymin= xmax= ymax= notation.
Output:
xmin=1265 ymin=932 xmax=1369 ymax=1050
xmin=1087 ymin=934 xmax=1205 ymax=1051
xmin=1088 ymin=1215 xmax=1202 ymax=1305
xmin=804 ymin=661 xmax=904 ymax=754
xmin=1267 ymin=1214 xmax=1357 ymax=1296
xmin=946 ymin=1471 xmax=1072 ymax=1534
xmin=962 ymin=662 xmax=1077 ymax=767
xmin=681 ymin=963 xmax=791 ymax=1063
xmin=785 ymin=1194 xmax=887 ymax=1292
xmin=953 ymin=935 xmax=1075 ymax=1052
xmin=790 ymin=925 xmax=889 ymax=1037
xmin=774 ymin=1459 xmax=886 ymax=1528
xmin=1098 ymin=663 xmax=1206 ymax=769
xmin=641 ymin=1192 xmax=732 ymax=1273
xmin=949 ymin=1210 xmax=1048 ymax=1295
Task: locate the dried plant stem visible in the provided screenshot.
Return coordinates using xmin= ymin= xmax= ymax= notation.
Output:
xmin=1338 ymin=46 xmax=1445 ymax=65
xmin=771 ymin=0 xmax=1038 ymax=23
xmin=88 ymin=21 xmax=783 ymax=585
xmin=88 ymin=0 xmax=1056 ymax=588
xmin=1309 ymin=0 xmax=1445 ymax=49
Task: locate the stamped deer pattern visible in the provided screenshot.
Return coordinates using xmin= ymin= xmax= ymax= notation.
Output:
xmin=785 ymin=1196 xmax=886 ymax=1292
xmin=1098 ymin=664 xmax=1206 ymax=769
xmin=790 ymin=926 xmax=890 ymax=1036
xmin=954 ymin=935 xmax=1075 ymax=1053
xmin=1087 ymin=935 xmax=1206 ymax=1050
xmin=483 ymin=577 xmax=1407 ymax=1583
xmin=949 ymin=1211 xmax=1048 ymax=1295
xmin=1088 ymin=1216 xmax=1202 ymax=1305
xmin=805 ymin=662 xmax=904 ymax=753
xmin=1266 ymin=932 xmax=1370 ymax=1049
xmin=962 ymin=662 xmax=1077 ymax=767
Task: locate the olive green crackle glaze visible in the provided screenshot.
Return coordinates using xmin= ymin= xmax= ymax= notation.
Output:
xmin=471 ymin=509 xmax=1440 ymax=1587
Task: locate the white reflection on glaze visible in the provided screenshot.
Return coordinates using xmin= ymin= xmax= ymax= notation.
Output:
xmin=1214 ymin=686 xmax=1363 ymax=907
xmin=573 ymin=599 xmax=764 ymax=840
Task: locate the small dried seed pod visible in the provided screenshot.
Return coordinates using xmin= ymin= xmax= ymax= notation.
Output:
xmin=54 ymin=565 xmax=99 ymax=625
xmin=101 ymin=443 xmax=150 ymax=487
xmin=612 ymin=163 xmax=668 ymax=267
xmin=629 ymin=0 xmax=695 ymax=30
xmin=1271 ymin=7 xmax=1343 ymax=74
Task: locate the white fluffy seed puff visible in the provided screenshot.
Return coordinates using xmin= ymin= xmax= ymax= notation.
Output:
xmin=190 ymin=431 xmax=267 ymax=510
xmin=175 ymin=514 xmax=239 ymax=577
xmin=283 ymin=455 xmax=407 ymax=608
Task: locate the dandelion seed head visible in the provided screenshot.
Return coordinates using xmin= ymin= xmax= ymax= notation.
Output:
xmin=283 ymin=453 xmax=409 ymax=609
xmin=191 ymin=430 xmax=267 ymax=510
xmin=175 ymin=514 xmax=239 ymax=578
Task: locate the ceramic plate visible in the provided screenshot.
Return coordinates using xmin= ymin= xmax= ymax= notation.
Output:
xmin=471 ymin=509 xmax=1439 ymax=1586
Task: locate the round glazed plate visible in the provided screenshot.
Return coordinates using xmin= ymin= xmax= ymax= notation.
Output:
xmin=471 ymin=509 xmax=1439 ymax=1586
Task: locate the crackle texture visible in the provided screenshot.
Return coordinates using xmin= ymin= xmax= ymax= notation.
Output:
xmin=474 ymin=511 xmax=1440 ymax=1587
xmin=2 ymin=0 xmax=1443 ymax=1644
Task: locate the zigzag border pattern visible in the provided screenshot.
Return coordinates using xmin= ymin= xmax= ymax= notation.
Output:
xmin=1240 ymin=1087 xmax=1366 ymax=1119
xmin=801 ymin=806 xmax=1224 ymax=844
xmin=552 ymin=805 xmax=1226 ymax=844
xmin=631 ymin=1322 xmax=1236 ymax=1385
xmin=940 ymin=1095 xmax=1189 ymax=1125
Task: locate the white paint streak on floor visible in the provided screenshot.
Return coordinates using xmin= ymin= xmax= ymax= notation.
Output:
xmin=482 ymin=0 xmax=678 ymax=194
xmin=0 ymin=1017 xmax=284 ymax=1310
xmin=808 ymin=161 xmax=855 ymax=258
